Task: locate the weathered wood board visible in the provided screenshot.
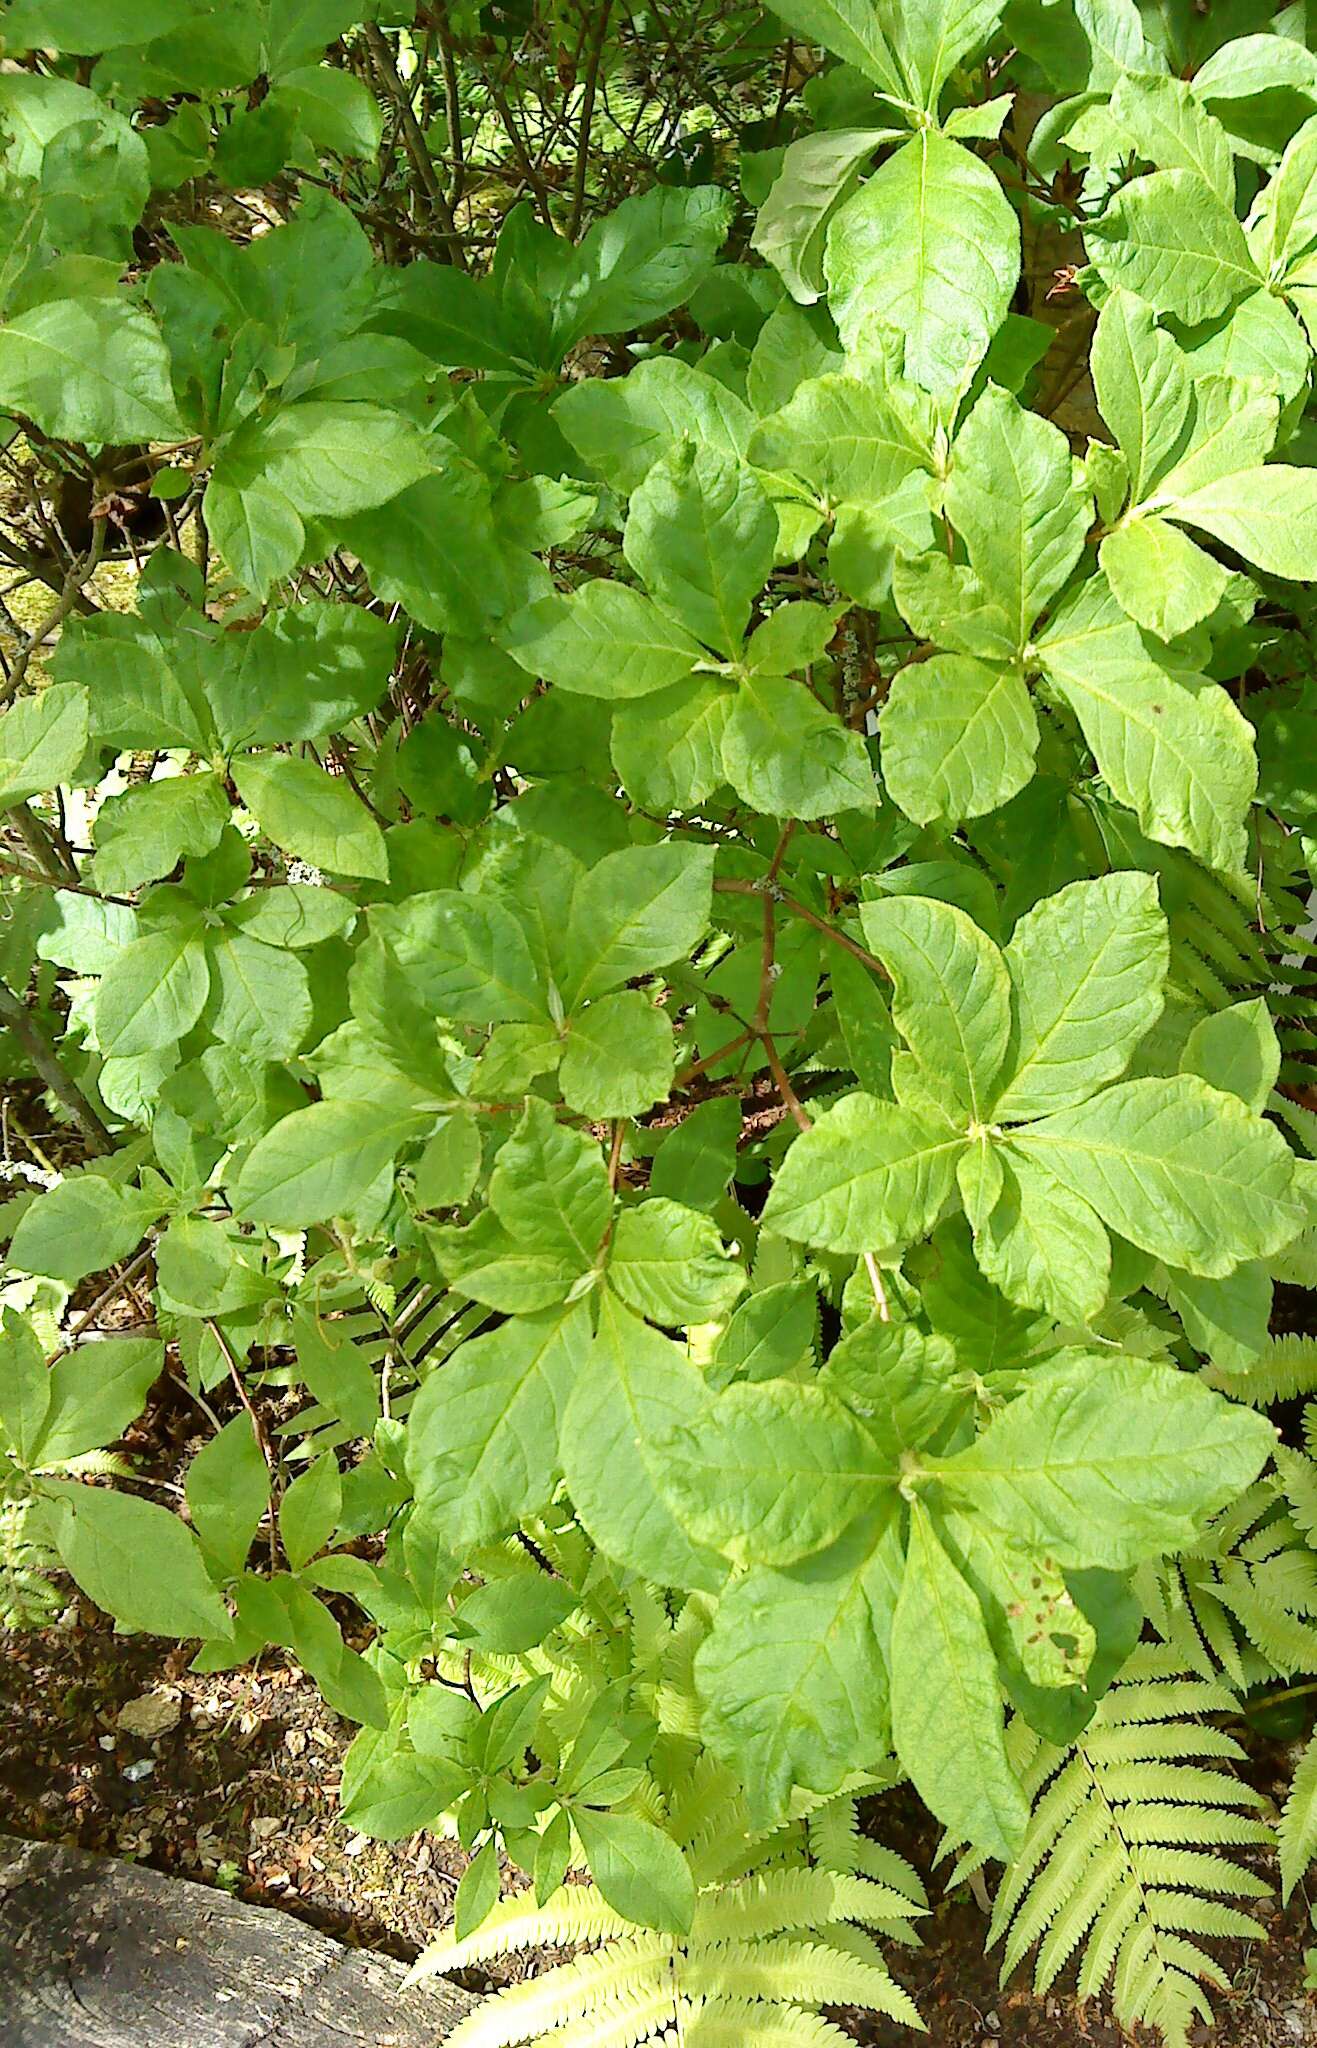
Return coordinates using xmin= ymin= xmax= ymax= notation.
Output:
xmin=0 ymin=1833 xmax=480 ymax=2046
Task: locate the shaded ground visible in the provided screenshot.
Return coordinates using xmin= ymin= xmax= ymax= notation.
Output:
xmin=4 ymin=1596 xmax=1317 ymax=2045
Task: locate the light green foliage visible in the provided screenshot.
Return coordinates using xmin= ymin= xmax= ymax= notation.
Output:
xmin=6 ymin=8 xmax=1317 ymax=2041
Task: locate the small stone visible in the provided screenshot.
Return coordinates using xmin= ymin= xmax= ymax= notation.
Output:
xmin=117 ymin=1693 xmax=181 ymax=1741
xmin=122 ymin=1758 xmax=155 ymax=1783
xmin=97 ymin=1734 xmax=116 ymax=1751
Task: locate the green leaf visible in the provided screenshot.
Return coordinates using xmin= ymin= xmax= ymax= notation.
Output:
xmin=373 ymin=890 xmax=547 ymax=1026
xmin=1280 ymin=1731 xmax=1317 ymax=1904
xmin=413 ymin=1117 xmax=482 ymax=1210
xmin=454 ymin=1839 xmax=501 ymax=1942
xmin=231 ymin=402 xmax=435 ymax=519
xmin=745 ymin=601 xmax=843 ymax=677
xmin=234 ymin=1097 xmax=434 ymax=1227
xmin=561 ymin=993 xmax=676 ymax=1120
xmin=889 ymin=0 xmax=1004 ymax=109
xmin=937 ymin=1358 xmax=1277 ymax=1568
xmin=1084 ymin=169 xmax=1258 ymax=325
xmin=0 ymin=1312 xmax=49 ymax=1465
xmin=340 ymin=464 xmax=511 ymax=637
xmin=186 ymin=1413 xmax=269 ymax=1578
xmin=35 ymin=1337 xmax=162 ymax=1466
xmin=0 ymin=683 xmax=88 ymax=810
xmin=710 ymin=1278 xmax=817 ymax=1388
xmin=993 ymin=873 xmax=1168 ymax=1121
xmin=1247 ymin=110 xmax=1317 ymax=287
xmin=406 ymin=1304 xmax=591 ymax=1549
xmin=462 ymin=1574 xmax=576 ymax=1654
xmin=721 ymin=672 xmax=875 ymax=820
xmin=825 ymin=132 xmax=1020 ymax=398
xmin=279 ymin=1452 xmax=342 ymax=1572
xmin=560 ymin=185 xmax=733 ymax=348
xmin=755 ymin=0 xmax=904 ymax=94
xmin=275 ymin=65 xmax=382 ymax=158
xmin=745 ymin=368 xmax=933 ymax=516
xmin=207 ymin=600 xmax=398 ymax=751
xmin=232 ymin=753 xmax=387 ymax=881
xmin=0 ymin=297 xmax=182 ymax=441
xmin=91 ymin=772 xmax=229 ymax=894
xmin=624 ymin=442 xmax=775 ymax=655
xmin=554 ymin=356 xmax=752 ymax=496
xmin=1166 ymin=1264 xmax=1271 ymax=1376
xmin=1150 ymin=372 xmax=1278 ymax=501
xmin=572 ymin=1808 xmax=695 ymax=1937
xmin=1108 ymin=71 xmax=1234 ymax=206
xmin=945 ymin=384 xmax=1092 ymax=647
xmin=1100 ymin=516 xmax=1230 ymax=642
xmin=49 ymin=1483 xmax=228 ymax=1638
xmin=560 ymin=1297 xmax=725 ymax=1592
xmin=696 ymin=1512 xmax=900 ymax=1820
xmin=880 ymin=653 xmax=1038 ymax=828
xmin=657 ymin=1377 xmax=884 ymax=1566
xmin=611 ymin=674 xmax=732 ymax=812
xmin=1161 ymin=464 xmax=1317 ymax=580
xmin=973 ymin=1149 xmax=1111 ymax=1325
xmin=890 ymin=1502 xmax=1029 ymax=1860
xmin=609 ymin=1197 xmax=745 ymax=1326
xmin=1036 ymin=574 xmax=1257 ymax=872
xmin=291 ymin=1308 xmax=381 ymax=1437
xmin=7 ymin=1174 xmax=155 ymax=1287
xmin=504 ymin=582 xmax=702 ymax=700
xmin=762 ymin=1092 xmax=963 ymax=1255
xmin=859 ymin=894 xmax=1011 ymax=1120
xmin=96 ymin=922 xmax=211 ymax=1057
xmin=206 ymin=930 xmax=312 ymax=1063
xmin=1180 ymin=998 xmax=1279 ymax=1112
xmin=1091 ymin=288 xmax=1192 ymax=505
xmin=489 ymin=1099 xmax=612 ymax=1273
xmin=563 ymin=841 xmax=714 ymax=1007
xmin=751 ymin=129 xmax=894 ymax=304
xmin=1014 ymin=1073 xmax=1300 ymax=1277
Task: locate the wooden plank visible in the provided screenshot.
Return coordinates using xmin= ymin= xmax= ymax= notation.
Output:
xmin=0 ymin=1833 xmax=480 ymax=2047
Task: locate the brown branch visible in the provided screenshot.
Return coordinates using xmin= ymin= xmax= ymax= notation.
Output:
xmin=363 ymin=22 xmax=468 ymax=266
xmin=0 ymin=975 xmax=113 ymax=1155
xmin=51 ymin=1244 xmax=157 ymax=1358
xmin=569 ymin=0 xmax=612 ymax=238
xmin=0 ymin=519 xmax=105 ymax=708
xmin=714 ymin=876 xmax=891 ymax=982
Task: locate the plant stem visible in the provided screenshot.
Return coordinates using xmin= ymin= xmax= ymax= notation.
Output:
xmin=0 ymin=976 xmax=113 ymax=1155
xmin=569 ymin=0 xmax=612 ymax=238
xmin=363 ymin=22 xmax=468 ymax=266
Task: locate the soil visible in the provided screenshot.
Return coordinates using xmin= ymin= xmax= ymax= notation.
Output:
xmin=4 ymin=1591 xmax=1317 ymax=2046
xmin=3 ymin=1329 xmax=1317 ymax=2042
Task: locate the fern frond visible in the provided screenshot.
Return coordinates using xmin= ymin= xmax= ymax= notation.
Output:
xmin=991 ymin=1663 xmax=1271 ymax=2048
xmin=445 ymin=1941 xmax=673 ymax=2048
xmin=1206 ymin=1333 xmax=1317 ymax=1404
xmin=1277 ymin=1445 xmax=1317 ymax=1541
xmin=674 ymin=2000 xmax=856 ymax=2046
xmin=522 ymin=1987 xmax=679 ymax=2048
xmin=409 ymin=1891 xmax=653 ymax=1978
xmin=1280 ymin=1726 xmax=1317 ymax=1901
xmin=682 ymin=1935 xmax=923 ymax=2027
xmin=690 ymin=1869 xmax=922 ymax=1944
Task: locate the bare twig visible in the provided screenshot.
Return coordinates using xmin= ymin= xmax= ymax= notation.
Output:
xmin=363 ymin=22 xmax=468 ymax=265
xmin=0 ymin=518 xmax=105 ymax=707
xmin=569 ymin=0 xmax=613 ymax=237
xmin=0 ymin=975 xmax=113 ymax=1154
